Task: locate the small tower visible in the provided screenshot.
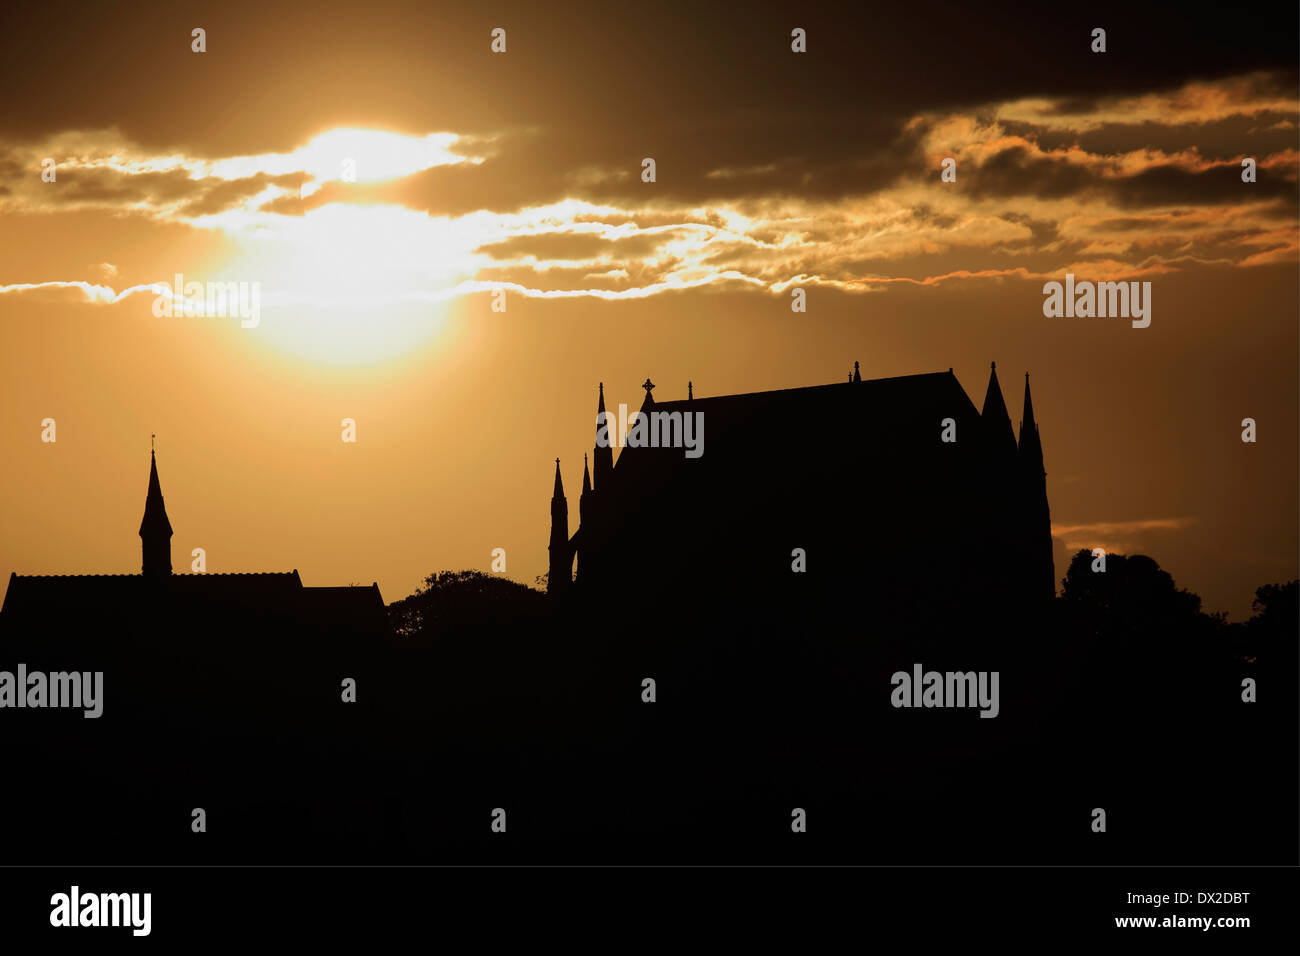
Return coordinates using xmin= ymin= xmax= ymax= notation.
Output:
xmin=547 ymin=458 xmax=571 ymax=595
xmin=852 ymin=360 xmax=861 ymax=383
xmin=139 ymin=439 xmax=173 ymax=577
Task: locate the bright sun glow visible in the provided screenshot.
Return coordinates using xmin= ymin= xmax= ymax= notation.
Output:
xmin=180 ymin=128 xmax=483 ymax=366
xmin=211 ymin=203 xmax=482 ymax=365
xmin=202 ymin=127 xmax=472 ymax=186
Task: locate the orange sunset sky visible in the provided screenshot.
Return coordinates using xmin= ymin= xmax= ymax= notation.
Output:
xmin=1 ymin=1 xmax=1296 ymax=617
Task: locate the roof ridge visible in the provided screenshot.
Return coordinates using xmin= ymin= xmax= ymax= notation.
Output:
xmin=650 ymin=371 xmax=956 ymax=406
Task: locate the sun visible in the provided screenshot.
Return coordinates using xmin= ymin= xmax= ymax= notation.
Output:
xmin=171 ymin=127 xmax=487 ymax=365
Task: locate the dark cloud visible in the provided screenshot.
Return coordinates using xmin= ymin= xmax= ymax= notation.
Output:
xmin=1109 ymin=161 xmax=1297 ymax=207
xmin=57 ymin=167 xmax=199 ymax=203
xmin=967 ymin=145 xmax=1097 ymax=200
xmin=2 ymin=0 xmax=1294 ymax=160
xmin=14 ymin=162 xmax=308 ymax=216
xmin=965 ymin=146 xmax=1298 ymax=207
xmin=315 ymin=115 xmax=928 ymax=216
xmin=1014 ymin=110 xmax=1299 ymax=164
xmin=178 ymin=172 xmax=304 ymax=215
xmin=997 ymin=211 xmax=1061 ymax=247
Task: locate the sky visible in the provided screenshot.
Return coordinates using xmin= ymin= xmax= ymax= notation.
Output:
xmin=0 ymin=0 xmax=1296 ymax=617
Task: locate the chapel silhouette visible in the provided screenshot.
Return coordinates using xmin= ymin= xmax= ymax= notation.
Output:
xmin=547 ymin=362 xmax=1054 ymax=622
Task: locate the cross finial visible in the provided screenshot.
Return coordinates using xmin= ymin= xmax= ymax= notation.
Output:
xmin=642 ymin=377 xmax=655 ymax=394
xmin=555 ymin=457 xmax=560 ymax=467
xmin=151 ymin=433 xmax=155 ymax=452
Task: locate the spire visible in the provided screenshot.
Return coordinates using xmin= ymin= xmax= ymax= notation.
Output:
xmin=592 ymin=382 xmax=614 ymax=491
xmin=852 ymin=360 xmax=861 ymax=383
xmin=688 ymin=381 xmax=693 ymax=401
xmin=548 ymin=456 xmax=571 ymax=594
xmin=981 ymin=361 xmax=1017 ymax=457
xmin=139 ymin=445 xmax=173 ymax=577
xmin=1017 ymin=371 xmax=1054 ymax=602
xmin=579 ymin=452 xmax=593 ymax=529
xmin=1019 ymin=372 xmax=1044 ymax=470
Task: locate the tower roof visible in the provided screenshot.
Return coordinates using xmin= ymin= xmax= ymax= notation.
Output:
xmin=552 ymin=458 xmax=565 ymax=499
xmin=981 ymin=362 xmax=1017 ymax=455
xmin=582 ymin=453 xmax=592 ymax=495
xmin=1019 ymin=372 xmax=1044 ymax=462
xmin=139 ymin=448 xmax=173 ymax=537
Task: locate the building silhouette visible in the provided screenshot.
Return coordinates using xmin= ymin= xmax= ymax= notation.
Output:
xmin=548 ymin=362 xmax=1053 ymax=619
xmin=2 ymin=447 xmax=388 ymax=640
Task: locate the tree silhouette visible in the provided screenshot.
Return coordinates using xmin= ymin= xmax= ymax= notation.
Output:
xmin=1059 ymin=548 xmax=1220 ymax=641
xmin=388 ymin=569 xmax=546 ymax=643
xmin=1239 ymin=579 xmax=1299 ymax=665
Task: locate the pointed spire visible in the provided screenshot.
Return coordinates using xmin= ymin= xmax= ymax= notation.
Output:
xmin=981 ymin=362 xmax=1017 ymax=456
xmin=852 ymin=360 xmax=861 ymax=383
xmin=579 ymin=452 xmax=593 ymax=529
xmin=1019 ymin=372 xmax=1044 ymax=466
xmin=548 ymin=457 xmax=571 ymax=595
xmin=139 ymin=444 xmax=173 ymax=576
xmin=688 ymin=381 xmax=693 ymax=401
xmin=1021 ymin=372 xmax=1036 ymax=430
xmin=592 ymin=382 xmax=614 ymax=491
xmin=1016 ymin=371 xmax=1053 ymax=602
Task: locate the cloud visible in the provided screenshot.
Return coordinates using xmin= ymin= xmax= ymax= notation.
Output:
xmin=1 ymin=71 xmax=1294 ymax=309
xmin=0 ymin=280 xmax=159 ymax=305
xmin=1052 ymin=517 xmax=1197 ymax=556
xmin=474 ymin=229 xmax=684 ymax=262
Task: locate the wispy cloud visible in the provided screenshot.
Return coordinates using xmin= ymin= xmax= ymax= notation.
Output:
xmin=2 ymin=70 xmax=1295 ymax=310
